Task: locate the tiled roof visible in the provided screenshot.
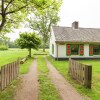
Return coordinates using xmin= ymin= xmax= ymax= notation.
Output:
xmin=53 ymin=26 xmax=100 ymax=43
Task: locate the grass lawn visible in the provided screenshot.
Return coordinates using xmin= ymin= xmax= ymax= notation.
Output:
xmin=0 ymin=48 xmax=49 ymax=67
xmin=19 ymin=57 xmax=34 ymax=74
xmin=0 ymin=48 xmax=29 ymax=67
xmin=37 ymin=56 xmax=60 ymax=100
xmin=47 ymin=56 xmax=100 ymax=100
xmin=0 ymin=48 xmax=49 ymax=100
xmin=0 ymin=77 xmax=21 ymax=100
xmin=0 ymin=48 xmax=33 ymax=100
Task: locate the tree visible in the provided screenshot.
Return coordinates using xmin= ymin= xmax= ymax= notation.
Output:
xmin=17 ymin=32 xmax=41 ymax=57
xmin=0 ymin=0 xmax=28 ymax=33
xmin=28 ymin=0 xmax=62 ymax=52
xmin=0 ymin=0 xmax=57 ymax=34
xmin=8 ymin=40 xmax=19 ymax=48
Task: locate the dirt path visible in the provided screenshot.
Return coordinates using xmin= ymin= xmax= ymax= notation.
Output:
xmin=14 ymin=58 xmax=38 ymax=100
xmin=46 ymin=58 xmax=84 ymax=100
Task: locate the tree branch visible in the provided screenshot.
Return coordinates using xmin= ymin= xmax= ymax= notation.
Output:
xmin=34 ymin=1 xmax=55 ymax=9
xmin=1 ymin=0 xmax=5 ymax=14
xmin=6 ymin=18 xmax=22 ymax=23
xmin=5 ymin=0 xmax=14 ymax=12
xmin=6 ymin=4 xmax=27 ymax=15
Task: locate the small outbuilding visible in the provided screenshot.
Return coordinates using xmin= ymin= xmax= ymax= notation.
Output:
xmin=50 ymin=21 xmax=100 ymax=60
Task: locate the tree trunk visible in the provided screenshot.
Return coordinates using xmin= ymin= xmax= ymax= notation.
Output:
xmin=0 ymin=0 xmax=6 ymax=33
xmin=28 ymin=48 xmax=31 ymax=57
xmin=0 ymin=18 xmax=6 ymax=33
xmin=43 ymin=39 xmax=45 ymax=52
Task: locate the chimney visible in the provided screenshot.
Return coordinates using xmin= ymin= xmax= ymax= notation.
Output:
xmin=72 ymin=21 xmax=79 ymax=29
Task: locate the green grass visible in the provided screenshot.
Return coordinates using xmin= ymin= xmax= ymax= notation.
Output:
xmin=0 ymin=49 xmax=29 ymax=67
xmin=37 ymin=56 xmax=60 ymax=100
xmin=0 ymin=77 xmax=21 ymax=100
xmin=0 ymin=48 xmax=35 ymax=100
xmin=47 ymin=56 xmax=100 ymax=100
xmin=0 ymin=48 xmax=49 ymax=100
xmin=0 ymin=48 xmax=49 ymax=67
xmin=19 ymin=57 xmax=34 ymax=74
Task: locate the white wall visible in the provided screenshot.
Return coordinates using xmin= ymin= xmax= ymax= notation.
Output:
xmin=58 ymin=44 xmax=66 ymax=57
xmin=50 ymin=28 xmax=57 ymax=57
xmin=56 ymin=44 xmax=90 ymax=58
xmin=84 ymin=44 xmax=89 ymax=57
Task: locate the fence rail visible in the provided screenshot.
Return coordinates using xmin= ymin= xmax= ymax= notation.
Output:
xmin=0 ymin=59 xmax=19 ymax=91
xmin=68 ymin=58 xmax=92 ymax=88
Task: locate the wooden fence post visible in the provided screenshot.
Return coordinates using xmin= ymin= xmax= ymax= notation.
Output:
xmin=68 ymin=58 xmax=71 ymax=73
xmin=0 ymin=71 xmax=1 ymax=91
xmin=84 ymin=65 xmax=92 ymax=88
xmin=0 ymin=59 xmax=20 ymax=91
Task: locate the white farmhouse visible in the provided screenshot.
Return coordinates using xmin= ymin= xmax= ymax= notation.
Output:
xmin=50 ymin=21 xmax=100 ymax=60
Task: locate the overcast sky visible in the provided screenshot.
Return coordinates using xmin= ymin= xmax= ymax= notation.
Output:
xmin=58 ymin=0 xmax=100 ymax=28
xmin=7 ymin=0 xmax=100 ymax=41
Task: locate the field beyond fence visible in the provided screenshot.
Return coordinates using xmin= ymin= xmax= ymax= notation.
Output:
xmin=69 ymin=58 xmax=92 ymax=88
xmin=0 ymin=59 xmax=19 ymax=91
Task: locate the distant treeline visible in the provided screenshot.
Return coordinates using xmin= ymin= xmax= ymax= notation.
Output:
xmin=0 ymin=38 xmax=19 ymax=50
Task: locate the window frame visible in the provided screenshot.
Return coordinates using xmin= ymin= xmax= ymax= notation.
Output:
xmin=71 ymin=44 xmax=79 ymax=55
xmin=67 ymin=44 xmax=80 ymax=56
xmin=93 ymin=45 xmax=100 ymax=55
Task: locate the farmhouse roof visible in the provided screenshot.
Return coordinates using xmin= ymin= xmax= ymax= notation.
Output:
xmin=52 ymin=26 xmax=100 ymax=43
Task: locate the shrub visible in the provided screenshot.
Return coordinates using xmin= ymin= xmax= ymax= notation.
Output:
xmin=0 ymin=45 xmax=8 ymax=50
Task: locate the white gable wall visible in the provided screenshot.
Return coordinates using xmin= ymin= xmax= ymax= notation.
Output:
xmin=50 ymin=28 xmax=57 ymax=57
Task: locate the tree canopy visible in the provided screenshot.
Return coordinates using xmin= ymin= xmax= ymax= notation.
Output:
xmin=0 ymin=0 xmax=58 ymax=34
xmin=28 ymin=0 xmax=62 ymax=52
xmin=17 ymin=32 xmax=41 ymax=57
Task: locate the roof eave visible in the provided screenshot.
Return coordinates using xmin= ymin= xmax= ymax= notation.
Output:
xmin=55 ymin=41 xmax=100 ymax=44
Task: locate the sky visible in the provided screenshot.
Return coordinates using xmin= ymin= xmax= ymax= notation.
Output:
xmin=58 ymin=0 xmax=100 ymax=28
xmin=7 ymin=0 xmax=100 ymax=41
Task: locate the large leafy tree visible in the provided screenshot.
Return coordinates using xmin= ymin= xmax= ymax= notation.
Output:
xmin=0 ymin=0 xmax=28 ymax=33
xmin=17 ymin=32 xmax=41 ymax=57
xmin=28 ymin=0 xmax=62 ymax=52
xmin=0 ymin=0 xmax=54 ymax=34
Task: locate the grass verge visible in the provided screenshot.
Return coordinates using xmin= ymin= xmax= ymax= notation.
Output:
xmin=0 ymin=77 xmax=21 ymax=100
xmin=0 ymin=57 xmax=33 ymax=100
xmin=37 ymin=56 xmax=60 ymax=100
xmin=19 ymin=57 xmax=34 ymax=74
xmin=47 ymin=56 xmax=100 ymax=100
xmin=0 ymin=49 xmax=49 ymax=100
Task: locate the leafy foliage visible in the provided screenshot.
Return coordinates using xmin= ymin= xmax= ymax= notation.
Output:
xmin=0 ymin=36 xmax=9 ymax=50
xmin=8 ymin=40 xmax=19 ymax=48
xmin=0 ymin=45 xmax=8 ymax=50
xmin=0 ymin=0 xmax=59 ymax=34
xmin=0 ymin=0 xmax=28 ymax=33
xmin=28 ymin=0 xmax=62 ymax=52
xmin=17 ymin=32 xmax=41 ymax=57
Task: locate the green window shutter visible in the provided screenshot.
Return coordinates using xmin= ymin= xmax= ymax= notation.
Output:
xmin=89 ymin=45 xmax=93 ymax=56
xmin=67 ymin=44 xmax=71 ymax=55
xmin=79 ymin=44 xmax=84 ymax=56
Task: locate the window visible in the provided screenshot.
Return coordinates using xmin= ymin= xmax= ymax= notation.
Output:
xmin=52 ymin=44 xmax=54 ymax=54
xmin=93 ymin=45 xmax=100 ymax=55
xmin=71 ymin=44 xmax=79 ymax=55
xmin=67 ymin=44 xmax=82 ymax=55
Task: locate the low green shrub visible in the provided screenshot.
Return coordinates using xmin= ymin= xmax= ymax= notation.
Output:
xmin=0 ymin=45 xmax=8 ymax=50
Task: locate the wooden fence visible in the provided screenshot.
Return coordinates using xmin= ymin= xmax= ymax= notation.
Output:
xmin=0 ymin=59 xmax=19 ymax=91
xmin=68 ymin=58 xmax=92 ymax=88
